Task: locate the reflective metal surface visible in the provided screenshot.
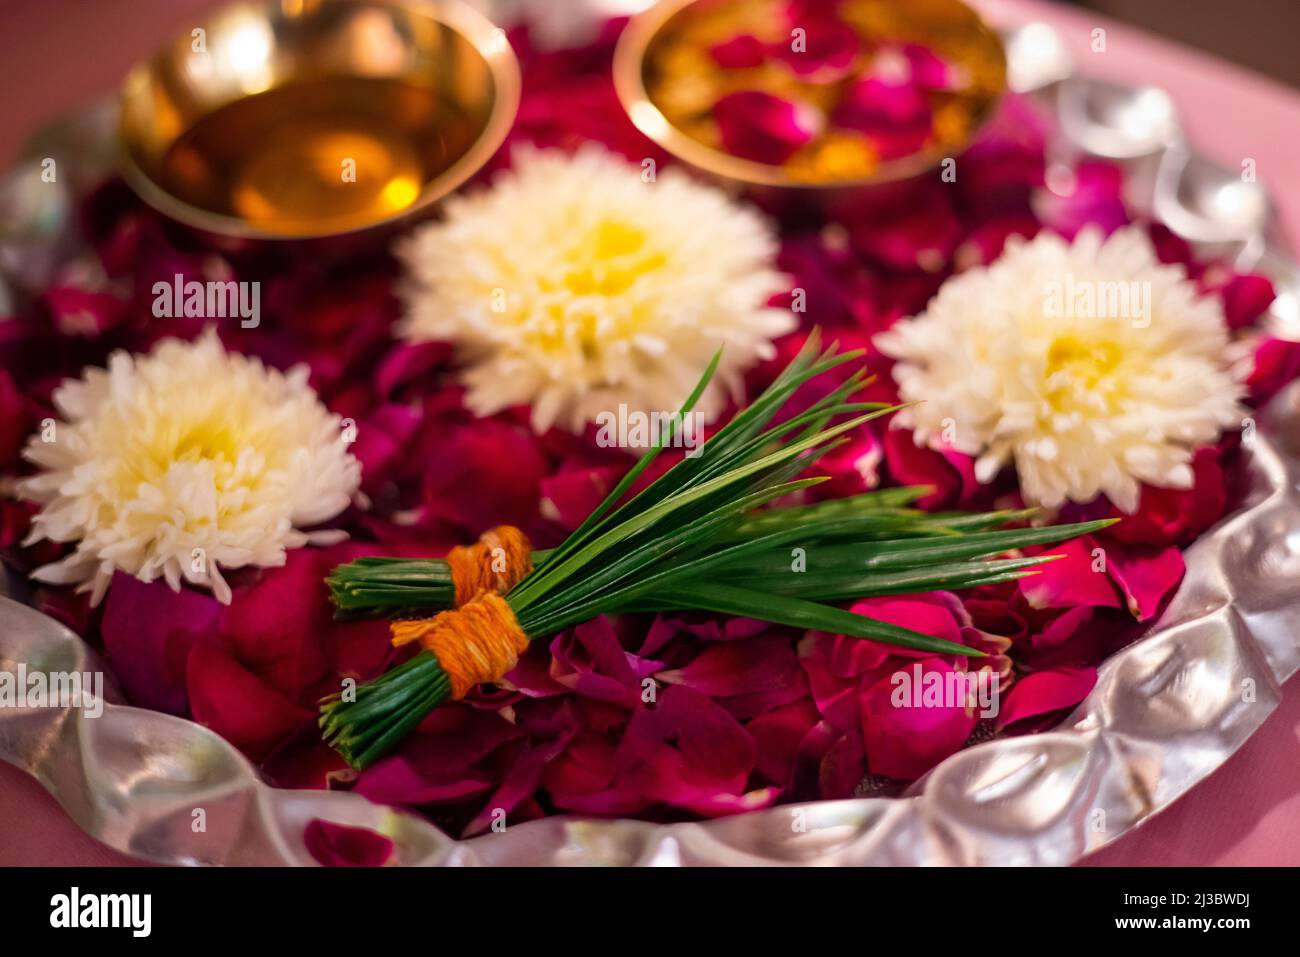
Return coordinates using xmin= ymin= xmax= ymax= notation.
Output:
xmin=2 ymin=17 xmax=1299 ymax=866
xmin=118 ymin=0 xmax=520 ymax=239
xmin=613 ymin=0 xmax=1008 ymax=192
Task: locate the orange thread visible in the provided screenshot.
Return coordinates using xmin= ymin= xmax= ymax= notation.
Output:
xmin=445 ymin=525 xmax=533 ymax=607
xmin=391 ymin=592 xmax=529 ymax=699
xmin=388 ymin=526 xmax=532 ymax=698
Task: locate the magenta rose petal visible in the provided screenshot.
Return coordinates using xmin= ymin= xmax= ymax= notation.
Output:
xmin=657 ymin=636 xmax=799 ymax=697
xmin=955 ymin=215 xmax=1041 ymax=269
xmin=833 ymin=76 xmax=932 ymax=159
xmin=800 ymin=639 xmax=872 ymax=730
xmin=350 ymin=403 xmax=424 ymax=494
xmin=956 ymin=106 xmax=1047 ymax=216
xmin=860 ymin=659 xmax=977 ymax=780
xmin=355 ymin=758 xmax=492 ymax=806
xmin=543 ymin=733 xmax=650 ymax=814
xmin=709 ymin=33 xmax=766 ymax=69
xmin=1218 ymin=273 xmax=1276 ymax=330
xmin=422 ymin=420 xmax=548 ymax=532
xmin=374 ymin=341 xmax=451 ymax=397
xmin=1247 ymin=336 xmax=1300 ymax=406
xmin=612 ymin=686 xmax=756 ymax=803
xmin=817 ymin=429 xmax=884 ymax=496
xmin=783 ymin=717 xmax=848 ymax=798
xmin=304 ymin=819 xmax=394 ymax=867
xmin=659 ymin=611 xmax=769 ymax=642
xmin=102 ymin=574 xmax=224 ymax=716
xmin=42 ymin=285 xmax=128 ymax=338
xmin=714 ymin=670 xmax=811 ymax=721
xmin=770 ymin=20 xmax=861 ymax=82
xmin=1107 ymin=546 xmax=1186 ymax=621
xmin=500 ymin=640 xmax=570 ymax=698
xmin=1106 ymin=449 xmax=1225 ymax=548
xmin=1020 ymin=537 xmax=1124 ymax=611
xmin=748 ymin=697 xmax=822 ymax=786
xmin=548 ymin=786 xmax=655 ymax=817
xmin=996 ymin=666 xmax=1097 ymax=729
xmin=548 ymin=616 xmax=662 ymax=705
xmin=0 ymin=369 xmax=31 ymax=471
xmin=354 ymin=709 xmax=521 ymax=806
xmin=1029 ymin=606 xmax=1095 ymax=651
xmin=900 ymin=43 xmax=960 ymax=91
xmin=34 ymin=585 xmax=95 ymax=639
xmin=216 ymin=551 xmax=333 ymax=700
xmin=714 ymin=90 xmax=819 ymax=165
xmin=540 ymin=464 xmax=622 ymax=531
xmin=261 ymin=728 xmax=353 ymax=790
xmin=849 ymin=188 xmax=961 ymax=274
xmin=638 ymin=614 xmax=682 ymax=659
xmin=849 ymin=594 xmax=967 ymax=652
xmin=1036 ymin=161 xmax=1130 ymax=237
xmin=462 ymin=735 xmax=574 ymax=836
xmin=815 ymin=630 xmax=893 ymax=677
xmin=187 ymin=641 xmax=314 ymax=762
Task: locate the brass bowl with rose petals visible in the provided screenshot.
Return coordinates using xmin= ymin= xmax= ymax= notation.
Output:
xmin=614 ymin=0 xmax=1006 ymax=202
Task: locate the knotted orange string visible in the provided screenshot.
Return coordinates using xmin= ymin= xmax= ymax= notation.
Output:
xmin=389 ymin=526 xmax=534 ymax=699
xmin=444 ymin=525 xmax=533 ymax=607
xmin=391 ymin=592 xmax=529 ymax=699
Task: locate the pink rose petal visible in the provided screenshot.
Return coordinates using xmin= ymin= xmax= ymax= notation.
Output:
xmin=187 ymin=640 xmax=314 ymax=762
xmin=1107 ymin=449 xmax=1225 ymax=548
xmin=611 ymin=686 xmax=757 ymax=809
xmin=1220 ymin=273 xmax=1276 ymax=331
xmin=1107 ymin=546 xmax=1185 ymax=621
xmin=748 ymin=697 xmax=821 ymax=786
xmin=548 ymin=616 xmax=663 ymax=706
xmin=860 ymin=659 xmax=977 ymax=779
xmin=304 ymin=819 xmax=394 ymax=867
xmin=1020 ymin=537 xmax=1123 ymax=611
xmin=1248 ymin=336 xmax=1300 ymax=406
xmin=996 ymin=666 xmax=1096 ymax=728
xmin=102 ymin=574 xmax=223 ymax=716
xmin=834 ymin=77 xmax=932 ymax=160
xmin=0 ymin=370 xmax=30 ymax=471
xmin=714 ymin=90 xmax=819 ymax=165
xmin=354 ymin=708 xmax=522 ymax=806
xmin=657 ymin=635 xmax=799 ymax=697
xmin=217 ymin=551 xmax=333 ymax=700
xmin=540 ymin=464 xmax=621 ymax=530
xmin=1036 ymin=161 xmax=1129 ymax=238
xmin=899 ymin=43 xmax=959 ymax=91
xmin=769 ymin=20 xmax=861 ymax=83
xmin=422 ymin=420 xmax=548 ymax=533
xmin=1030 ymin=606 xmax=1094 ymax=651
xmin=709 ymin=34 xmax=766 ymax=70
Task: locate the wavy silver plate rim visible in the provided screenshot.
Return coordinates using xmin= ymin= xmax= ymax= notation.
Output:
xmin=2 ymin=16 xmax=1300 ymax=866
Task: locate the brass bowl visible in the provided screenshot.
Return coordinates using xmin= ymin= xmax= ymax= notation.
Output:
xmin=119 ymin=0 xmax=520 ymax=239
xmin=614 ymin=0 xmax=1006 ymax=199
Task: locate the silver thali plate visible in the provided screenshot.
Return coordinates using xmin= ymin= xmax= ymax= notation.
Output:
xmin=1 ymin=10 xmax=1298 ymax=865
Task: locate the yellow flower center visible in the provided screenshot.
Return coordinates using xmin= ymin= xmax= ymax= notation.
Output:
xmin=171 ymin=420 xmax=240 ymax=464
xmin=562 ymin=220 xmax=667 ymax=297
xmin=1044 ymin=335 xmax=1124 ymax=387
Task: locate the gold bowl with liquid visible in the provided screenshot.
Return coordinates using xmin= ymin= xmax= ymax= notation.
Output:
xmin=614 ymin=0 xmax=1006 ymax=198
xmin=119 ymin=0 xmax=520 ymax=239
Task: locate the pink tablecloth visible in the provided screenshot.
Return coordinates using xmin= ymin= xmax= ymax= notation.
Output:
xmin=2 ymin=0 xmax=1300 ymax=866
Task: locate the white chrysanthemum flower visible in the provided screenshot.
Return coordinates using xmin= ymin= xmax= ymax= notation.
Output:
xmin=396 ymin=145 xmax=795 ymax=432
xmin=20 ymin=330 xmax=361 ymax=605
xmin=875 ymin=227 xmax=1246 ymax=513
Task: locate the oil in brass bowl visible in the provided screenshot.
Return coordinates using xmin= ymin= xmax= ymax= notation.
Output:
xmin=614 ymin=0 xmax=1006 ymax=197
xmin=119 ymin=0 xmax=520 ymax=239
